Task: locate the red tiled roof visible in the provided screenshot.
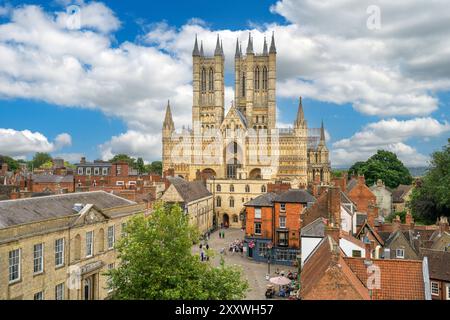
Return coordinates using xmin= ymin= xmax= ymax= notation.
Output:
xmin=343 ymin=257 xmax=426 ymax=300
xmin=301 ymin=236 xmax=370 ymax=300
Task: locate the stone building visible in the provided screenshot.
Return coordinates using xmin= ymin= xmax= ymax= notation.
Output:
xmin=370 ymin=179 xmax=392 ymax=218
xmin=206 ymin=178 xmax=272 ymax=229
xmin=0 ymin=191 xmax=144 ymax=300
xmin=160 ymin=177 xmax=214 ymax=235
xmin=162 ymin=34 xmax=331 ymax=187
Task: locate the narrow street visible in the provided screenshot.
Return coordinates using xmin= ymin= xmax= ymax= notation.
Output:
xmin=194 ymin=228 xmax=298 ymax=300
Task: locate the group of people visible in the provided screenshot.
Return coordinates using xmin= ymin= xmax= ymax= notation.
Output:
xmin=228 ymin=239 xmax=244 ymax=255
xmin=199 ymin=243 xmax=210 ymax=262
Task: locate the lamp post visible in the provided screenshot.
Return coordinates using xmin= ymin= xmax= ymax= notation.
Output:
xmin=267 ymin=242 xmax=274 ymax=275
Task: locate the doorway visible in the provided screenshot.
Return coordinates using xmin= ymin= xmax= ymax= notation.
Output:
xmin=84 ymin=277 xmax=94 ymax=300
xmin=223 ymin=214 xmax=230 ymax=228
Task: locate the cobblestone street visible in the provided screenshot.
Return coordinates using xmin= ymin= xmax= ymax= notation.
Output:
xmin=194 ymin=228 xmax=298 ymax=300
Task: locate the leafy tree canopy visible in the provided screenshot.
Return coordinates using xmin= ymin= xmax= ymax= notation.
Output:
xmin=410 ymin=139 xmax=450 ymax=223
xmin=349 ymin=150 xmax=413 ymax=189
xmin=147 ymin=161 xmax=162 ymax=175
xmin=32 ymin=152 xmax=52 ymax=170
xmin=0 ymin=155 xmax=20 ymax=172
xmin=107 ymin=204 xmax=248 ymax=300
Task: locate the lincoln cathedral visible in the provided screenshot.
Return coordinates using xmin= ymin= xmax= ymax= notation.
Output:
xmin=162 ymin=34 xmax=331 ymax=187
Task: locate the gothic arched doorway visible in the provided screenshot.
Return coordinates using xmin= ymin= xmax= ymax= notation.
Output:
xmin=223 ymin=214 xmax=230 ymax=228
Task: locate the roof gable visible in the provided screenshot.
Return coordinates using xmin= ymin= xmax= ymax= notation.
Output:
xmin=344 ymin=257 xmax=426 ymax=300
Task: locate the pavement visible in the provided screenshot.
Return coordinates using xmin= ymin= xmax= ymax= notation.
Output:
xmin=194 ymin=228 xmax=298 ymax=300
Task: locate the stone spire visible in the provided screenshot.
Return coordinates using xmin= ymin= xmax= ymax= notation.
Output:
xmin=235 ymin=38 xmax=240 ymax=58
xmin=214 ymin=34 xmax=222 ymax=56
xmin=319 ymin=121 xmax=327 ymax=146
xmin=269 ymin=32 xmax=277 ymax=54
xmin=246 ymin=33 xmax=254 ymax=54
xmin=295 ymin=97 xmax=306 ymax=128
xmin=263 ymin=36 xmax=268 ymax=55
xmin=200 ymin=41 xmax=204 ymax=56
xmin=192 ymin=35 xmax=200 ymax=56
xmin=221 ymin=40 xmax=224 ymax=56
xmin=163 ymin=100 xmax=174 ymax=130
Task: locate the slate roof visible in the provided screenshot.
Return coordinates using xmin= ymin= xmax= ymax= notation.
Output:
xmin=344 ymin=257 xmax=426 ymax=300
xmin=32 ymin=175 xmax=74 ymax=183
xmin=167 ymin=177 xmax=212 ymax=203
xmin=356 ymin=213 xmax=367 ymax=226
xmin=273 ymin=189 xmax=316 ymax=204
xmin=392 ymin=185 xmax=413 ymax=203
xmin=244 ymin=192 xmax=277 ymax=207
xmin=301 ymin=217 xmax=326 ymax=237
xmin=421 ymin=249 xmax=450 ymax=282
xmin=0 ymin=191 xmax=136 ymax=229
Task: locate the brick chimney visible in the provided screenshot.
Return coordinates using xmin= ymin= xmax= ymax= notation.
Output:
xmin=326 ymin=226 xmax=341 ymax=244
xmin=1 ymin=163 xmax=8 ymax=176
xmin=367 ymin=202 xmax=377 ymax=229
xmin=358 ymin=175 xmax=366 ymax=186
xmin=365 ymin=241 xmax=371 ymax=260
xmin=328 ymin=187 xmax=341 ymax=228
xmin=393 ymin=215 xmax=402 ymax=232
xmin=405 ymin=211 xmax=415 ymax=229
xmin=439 ymin=217 xmax=449 ymax=234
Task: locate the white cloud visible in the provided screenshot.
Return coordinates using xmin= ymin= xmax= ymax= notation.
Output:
xmin=99 ymin=130 xmax=162 ymax=161
xmin=0 ymin=129 xmax=72 ymax=158
xmin=331 ymin=118 xmax=450 ymax=167
xmin=53 ymin=153 xmax=85 ymax=163
xmin=0 ymin=2 xmax=449 ymax=163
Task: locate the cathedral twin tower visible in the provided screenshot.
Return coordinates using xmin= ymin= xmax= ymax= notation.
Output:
xmin=162 ymin=33 xmax=331 ymax=187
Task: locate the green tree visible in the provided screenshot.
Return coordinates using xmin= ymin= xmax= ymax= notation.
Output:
xmin=136 ymin=157 xmax=146 ymax=174
xmin=109 ymin=154 xmax=137 ymax=167
xmin=40 ymin=161 xmax=53 ymax=169
xmin=32 ymin=152 xmax=52 ymax=170
xmin=0 ymin=155 xmax=20 ymax=171
xmin=148 ymin=161 xmax=162 ymax=175
xmin=410 ymin=140 xmax=450 ymax=223
xmin=348 ymin=150 xmax=413 ymax=189
xmin=107 ymin=204 xmax=248 ymax=300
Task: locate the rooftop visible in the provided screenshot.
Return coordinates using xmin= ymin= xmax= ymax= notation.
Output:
xmin=167 ymin=177 xmax=212 ymax=203
xmin=273 ymin=189 xmax=316 ymax=204
xmin=0 ymin=191 xmax=136 ymax=229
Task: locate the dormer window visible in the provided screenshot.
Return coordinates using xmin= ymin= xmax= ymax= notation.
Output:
xmin=77 ymin=167 xmax=83 ymax=175
xmin=396 ymin=248 xmax=405 ymax=259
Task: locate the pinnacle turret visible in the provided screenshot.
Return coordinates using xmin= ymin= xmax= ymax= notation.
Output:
xmin=235 ymin=38 xmax=240 ymax=58
xmin=200 ymin=41 xmax=204 ymax=56
xmin=214 ymin=34 xmax=222 ymax=56
xmin=246 ymin=33 xmax=254 ymax=54
xmin=270 ymin=32 xmax=277 ymax=54
xmin=263 ymin=36 xmax=268 ymax=55
xmin=192 ymin=35 xmax=200 ymax=56
xmin=163 ymin=100 xmax=174 ymax=130
xmin=295 ymin=97 xmax=306 ymax=128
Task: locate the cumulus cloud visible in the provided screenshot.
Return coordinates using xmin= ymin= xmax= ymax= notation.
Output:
xmin=331 ymin=118 xmax=450 ymax=167
xmin=99 ymin=130 xmax=162 ymax=161
xmin=0 ymin=129 xmax=72 ymax=158
xmin=0 ymin=1 xmax=449 ymax=164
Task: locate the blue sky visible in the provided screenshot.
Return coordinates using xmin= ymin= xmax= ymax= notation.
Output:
xmin=0 ymin=0 xmax=449 ymax=167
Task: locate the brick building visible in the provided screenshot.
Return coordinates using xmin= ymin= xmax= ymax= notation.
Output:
xmin=244 ymin=189 xmax=316 ymax=265
xmin=421 ymin=249 xmax=450 ymax=300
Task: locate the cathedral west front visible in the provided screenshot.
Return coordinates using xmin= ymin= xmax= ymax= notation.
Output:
xmin=162 ymin=33 xmax=331 ymax=189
